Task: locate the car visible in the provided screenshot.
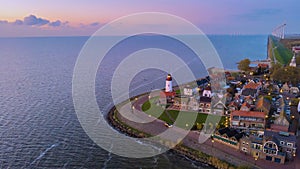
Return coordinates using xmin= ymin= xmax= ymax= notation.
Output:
xmin=164 ymin=123 xmax=173 ymax=128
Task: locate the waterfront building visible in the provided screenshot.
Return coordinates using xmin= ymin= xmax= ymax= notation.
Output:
xmin=213 ymin=127 xmax=245 ymax=149
xmin=183 ymin=85 xmax=193 ymax=96
xmin=199 ymin=96 xmax=211 ymax=113
xmin=173 ymin=96 xmax=188 ymax=110
xmin=159 ymin=91 xmax=176 ymax=105
xmin=230 ymin=110 xmax=266 ymax=130
xmin=188 ymin=97 xmax=199 ymax=111
xmin=261 ymin=130 xmax=297 ymax=163
xmin=239 ymin=134 xmax=263 ymax=158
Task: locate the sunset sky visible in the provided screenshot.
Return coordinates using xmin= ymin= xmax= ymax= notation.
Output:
xmin=0 ymin=0 xmax=299 ymax=37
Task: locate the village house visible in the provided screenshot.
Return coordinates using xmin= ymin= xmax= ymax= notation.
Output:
xmin=281 ymin=83 xmax=290 ymax=93
xmin=211 ymin=97 xmax=227 ymax=115
xmin=260 ymin=130 xmax=297 ymax=163
xmin=289 ymin=86 xmax=299 ymax=95
xmin=239 ymin=134 xmax=263 ymax=158
xmin=213 ymin=127 xmax=244 ymax=149
xmin=183 ymin=85 xmax=194 ymax=96
xmin=241 ymin=80 xmax=262 ymax=98
xmin=255 ymin=97 xmax=271 ymax=114
xmin=199 ymin=97 xmax=211 ymax=113
xmin=159 ymin=91 xmax=176 ymax=106
xmin=270 ymin=109 xmax=290 ymax=133
xmin=230 ymin=110 xmax=266 ymax=130
xmin=228 ymin=100 xmax=240 ymax=114
xmin=173 ymin=96 xmax=189 ymax=110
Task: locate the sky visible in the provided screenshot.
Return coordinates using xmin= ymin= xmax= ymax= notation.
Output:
xmin=0 ymin=0 xmax=299 ymax=37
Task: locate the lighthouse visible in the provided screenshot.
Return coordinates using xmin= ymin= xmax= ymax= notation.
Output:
xmin=159 ymin=74 xmax=175 ymax=106
xmin=165 ymin=74 xmax=173 ymax=92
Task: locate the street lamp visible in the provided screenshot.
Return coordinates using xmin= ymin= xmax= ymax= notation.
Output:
xmin=254 ymin=157 xmax=258 ymax=166
xmin=211 ymin=138 xmax=215 ymax=155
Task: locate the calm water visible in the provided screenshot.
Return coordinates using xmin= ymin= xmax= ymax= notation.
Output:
xmin=0 ymin=35 xmax=267 ymax=168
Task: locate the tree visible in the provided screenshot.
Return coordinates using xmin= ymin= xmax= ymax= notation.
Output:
xmin=270 ymin=63 xmax=282 ymax=74
xmin=271 ymin=66 xmax=300 ymax=85
xmin=296 ymin=55 xmax=300 ymax=66
xmin=238 ymin=58 xmax=251 ymax=71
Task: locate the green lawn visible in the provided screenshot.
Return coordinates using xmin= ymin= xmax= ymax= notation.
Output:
xmin=269 ymin=36 xmax=293 ymax=65
xmin=141 ymin=99 xmax=226 ymax=130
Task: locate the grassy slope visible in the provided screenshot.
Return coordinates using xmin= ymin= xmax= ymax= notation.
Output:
xmin=269 ymin=36 xmax=293 ymax=65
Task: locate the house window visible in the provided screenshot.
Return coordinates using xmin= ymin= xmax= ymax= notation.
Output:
xmin=287 ymin=143 xmax=293 ymax=147
xmin=242 ymin=141 xmax=245 ymax=145
xmin=280 ymin=141 xmax=285 ymax=145
xmin=242 ymin=148 xmax=247 ymax=152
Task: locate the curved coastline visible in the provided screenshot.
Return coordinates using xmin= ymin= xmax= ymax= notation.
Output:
xmin=106 ymin=93 xmax=255 ymax=169
xmin=107 ymin=105 xmax=214 ymax=168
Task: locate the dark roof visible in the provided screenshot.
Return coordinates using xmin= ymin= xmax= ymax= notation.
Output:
xmin=166 ymin=74 xmax=172 ymax=81
xmin=197 ymin=79 xmax=209 ymax=86
xmin=200 ymin=97 xmax=211 ymax=103
xmin=241 ymin=88 xmax=257 ymax=97
xmin=234 ymin=132 xmax=245 ymax=141
xmin=264 ymin=130 xmax=297 ymax=143
xmin=218 ymin=127 xmax=230 ymax=135
xmin=226 ymin=129 xmax=238 ymax=137
xmin=217 ymin=127 xmax=244 ymax=141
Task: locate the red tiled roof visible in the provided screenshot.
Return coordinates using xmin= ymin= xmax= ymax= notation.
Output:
xmin=243 ymin=81 xmax=261 ymax=90
xmin=160 ymin=91 xmax=175 ymax=98
xmin=258 ymin=63 xmax=269 ymax=68
xmin=231 ymin=110 xmax=265 ymax=118
xmin=241 ymin=102 xmax=251 ymax=109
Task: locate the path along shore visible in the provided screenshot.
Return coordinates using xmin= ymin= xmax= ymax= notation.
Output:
xmin=107 ymin=92 xmax=299 ymax=169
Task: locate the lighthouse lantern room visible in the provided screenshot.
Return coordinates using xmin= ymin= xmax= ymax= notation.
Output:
xmin=165 ymin=74 xmax=173 ymax=92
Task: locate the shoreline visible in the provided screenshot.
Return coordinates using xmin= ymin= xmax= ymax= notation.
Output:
xmin=106 ymin=106 xmax=215 ymax=168
xmin=106 ymin=94 xmax=256 ymax=169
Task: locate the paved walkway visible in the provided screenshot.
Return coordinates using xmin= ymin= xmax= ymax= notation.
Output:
xmin=116 ymin=93 xmax=299 ymax=169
